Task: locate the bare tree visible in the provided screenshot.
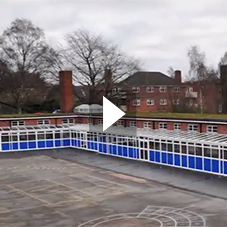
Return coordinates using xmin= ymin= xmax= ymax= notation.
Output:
xmin=0 ymin=18 xmax=61 ymax=113
xmin=187 ymin=45 xmax=219 ymax=114
xmin=167 ymin=66 xmax=175 ymax=78
xmin=62 ymin=29 xmax=141 ymax=104
xmin=219 ymin=52 xmax=227 ymax=66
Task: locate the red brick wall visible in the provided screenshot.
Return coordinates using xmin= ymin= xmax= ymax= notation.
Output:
xmin=59 ymin=71 xmax=73 ymax=113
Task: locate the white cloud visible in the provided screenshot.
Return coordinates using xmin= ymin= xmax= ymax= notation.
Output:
xmin=0 ymin=0 xmax=227 ymax=77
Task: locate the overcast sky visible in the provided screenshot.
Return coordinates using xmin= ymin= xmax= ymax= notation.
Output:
xmin=1 ymin=0 xmax=227 ymax=77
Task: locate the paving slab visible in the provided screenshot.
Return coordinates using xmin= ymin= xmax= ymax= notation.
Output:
xmin=0 ymin=149 xmax=226 ymax=226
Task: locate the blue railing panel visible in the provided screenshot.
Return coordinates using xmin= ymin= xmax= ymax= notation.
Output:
xmin=212 ymin=159 xmax=219 ymax=173
xmin=149 ymin=150 xmax=155 ymax=162
xmin=46 ymin=141 xmax=54 ymax=148
xmin=38 ymin=141 xmax=45 ymax=148
xmin=155 ymin=151 xmax=161 ymax=163
xmin=63 ymin=139 xmax=70 ymax=146
xmin=123 ymin=146 xmax=128 ymax=157
xmin=181 ymin=155 xmax=187 ymax=167
xmin=12 ymin=143 xmax=19 ymax=150
xmin=204 ymin=158 xmax=211 ymax=172
xmin=189 ymin=156 xmax=195 ymax=169
xmin=167 ymin=153 xmax=174 ymax=165
xmin=161 ymin=152 xmax=167 ymax=164
xmin=174 ymin=154 xmax=180 ymax=166
xmin=29 ymin=142 xmax=36 ymax=149
xmin=20 ymin=142 xmax=28 ymax=150
xmin=55 ymin=140 xmax=61 ymax=147
xmin=196 ymin=157 xmax=203 ymax=170
xmin=2 ymin=143 xmax=10 ymax=151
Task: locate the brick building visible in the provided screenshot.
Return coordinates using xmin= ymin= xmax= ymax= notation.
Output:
xmin=112 ymin=70 xmax=222 ymax=114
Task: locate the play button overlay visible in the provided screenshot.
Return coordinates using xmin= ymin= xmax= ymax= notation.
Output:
xmin=103 ymin=96 xmax=125 ymax=131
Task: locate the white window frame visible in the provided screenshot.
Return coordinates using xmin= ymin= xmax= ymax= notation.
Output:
xmin=160 ymin=99 xmax=167 ymax=105
xmin=173 ymin=99 xmax=180 ymax=105
xmin=174 ymin=123 xmax=181 ymax=131
xmin=132 ymin=87 xmax=140 ymax=93
xmin=186 ymin=87 xmax=193 ymax=92
xmin=146 ymin=86 xmax=154 ymax=93
xmin=37 ymin=119 xmax=50 ymax=125
xmin=130 ymin=121 xmax=137 ymax=127
xmin=62 ymin=118 xmax=74 ymax=125
xmin=117 ymin=120 xmax=124 ymax=127
xmin=147 ymin=99 xmax=154 ymax=106
xmin=159 ymin=86 xmax=167 ymax=93
xmin=159 ymin=123 xmax=167 ymax=130
xmin=143 ymin=122 xmax=151 ymax=129
xmin=98 ymin=119 xmax=103 ymax=125
xmin=173 ymin=87 xmax=180 ymax=93
xmin=88 ymin=118 xmax=93 ymax=125
xmin=133 ymin=99 xmax=141 ymax=106
xmin=11 ymin=120 xmax=25 ymax=127
xmin=188 ymin=124 xmax=198 ymax=132
xmin=207 ymin=125 xmax=218 ymax=134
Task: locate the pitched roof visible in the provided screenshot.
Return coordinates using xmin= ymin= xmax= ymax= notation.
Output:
xmin=120 ymin=71 xmax=176 ymax=86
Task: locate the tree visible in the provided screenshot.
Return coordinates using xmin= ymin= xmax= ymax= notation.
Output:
xmin=187 ymin=45 xmax=219 ymax=114
xmin=62 ymin=29 xmax=140 ymax=104
xmin=167 ymin=66 xmax=175 ymax=78
xmin=219 ymin=52 xmax=227 ymax=66
xmin=0 ymin=18 xmax=61 ymax=113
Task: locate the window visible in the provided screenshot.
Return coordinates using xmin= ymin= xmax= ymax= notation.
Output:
xmin=188 ymin=124 xmax=198 ymax=132
xmin=117 ymin=120 xmax=124 ymax=126
xmin=2 ymin=133 xmax=9 ymax=142
xmin=37 ymin=119 xmax=50 ymax=125
xmin=173 ymin=87 xmax=180 ymax=93
xmin=133 ymin=99 xmax=141 ymax=106
xmin=147 ymin=99 xmax=154 ymax=106
xmin=132 ymin=87 xmax=140 ymax=93
xmin=143 ymin=122 xmax=151 ymax=129
xmin=112 ymin=87 xmax=122 ymax=93
xmin=98 ymin=119 xmax=103 ymax=125
xmin=160 ymin=99 xmax=167 ymax=105
xmin=130 ymin=121 xmax=137 ymax=127
xmin=159 ymin=123 xmax=167 ymax=130
xmin=88 ymin=118 xmax=93 ymax=125
xmin=186 ymin=87 xmax=193 ymax=92
xmin=174 ymin=123 xmax=181 ymax=130
xmin=219 ymin=104 xmax=222 ymax=113
xmin=11 ymin=121 xmax=25 ymax=126
xmin=62 ymin=118 xmax=74 ymax=125
xmin=28 ymin=132 xmax=36 ymax=141
xmin=146 ymin=86 xmax=154 ymax=93
xmin=159 ymin=86 xmax=167 ymax=93
xmin=207 ymin=125 xmax=218 ymax=133
xmin=173 ymin=99 xmax=180 ymax=105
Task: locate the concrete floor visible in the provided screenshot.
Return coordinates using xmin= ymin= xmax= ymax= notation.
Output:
xmin=0 ymin=149 xmax=226 ymax=226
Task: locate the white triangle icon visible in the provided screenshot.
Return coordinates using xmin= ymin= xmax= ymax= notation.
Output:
xmin=103 ymin=96 xmax=125 ymax=131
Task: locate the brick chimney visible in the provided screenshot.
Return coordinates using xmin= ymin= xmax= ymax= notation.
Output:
xmin=59 ymin=71 xmax=73 ymax=113
xmin=104 ymin=68 xmax=112 ymax=86
xmin=220 ymin=65 xmax=227 ymax=113
xmin=174 ymin=70 xmax=182 ymax=84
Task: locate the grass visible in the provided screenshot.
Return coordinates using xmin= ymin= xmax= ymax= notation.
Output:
xmin=1 ymin=112 xmax=227 ymax=120
xmin=0 ymin=113 xmax=74 ymax=118
xmin=126 ymin=112 xmax=227 ymax=119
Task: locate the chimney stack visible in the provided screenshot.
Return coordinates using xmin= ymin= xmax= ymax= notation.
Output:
xmin=220 ymin=65 xmax=227 ymax=113
xmin=174 ymin=70 xmax=182 ymax=84
xmin=104 ymin=68 xmax=112 ymax=86
xmin=59 ymin=71 xmax=73 ymax=113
